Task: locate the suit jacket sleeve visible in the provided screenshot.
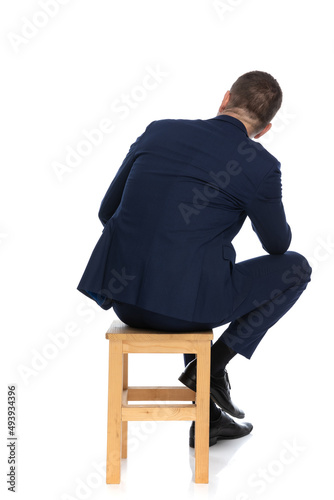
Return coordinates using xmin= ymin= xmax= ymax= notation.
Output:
xmin=246 ymin=161 xmax=292 ymax=254
xmin=98 ymin=124 xmax=152 ymax=226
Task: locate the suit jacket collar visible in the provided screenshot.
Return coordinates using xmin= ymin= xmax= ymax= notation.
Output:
xmin=211 ymin=114 xmax=249 ymax=137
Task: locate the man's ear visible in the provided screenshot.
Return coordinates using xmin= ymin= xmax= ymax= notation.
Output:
xmin=218 ymin=90 xmax=231 ymax=114
xmin=254 ymin=123 xmax=272 ymax=139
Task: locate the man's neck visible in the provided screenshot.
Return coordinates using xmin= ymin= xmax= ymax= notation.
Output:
xmin=217 ymin=111 xmax=255 ymax=138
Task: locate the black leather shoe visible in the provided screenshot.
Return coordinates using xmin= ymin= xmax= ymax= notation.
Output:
xmin=189 ymin=410 xmax=253 ymax=447
xmin=178 ymin=358 xmax=245 ymax=419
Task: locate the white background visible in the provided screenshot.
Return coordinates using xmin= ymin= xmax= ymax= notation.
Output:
xmin=1 ymin=1 xmax=333 ymax=499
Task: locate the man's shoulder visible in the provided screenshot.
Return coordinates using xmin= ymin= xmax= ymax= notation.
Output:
xmin=142 ymin=117 xmax=208 ymax=143
xmin=146 ymin=117 xmax=204 ymax=129
xmin=144 ymin=118 xmax=280 ymax=169
xmin=241 ymin=136 xmax=280 ymax=169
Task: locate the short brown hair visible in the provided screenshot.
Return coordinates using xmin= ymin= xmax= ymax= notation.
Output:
xmin=226 ymin=71 xmax=282 ymax=132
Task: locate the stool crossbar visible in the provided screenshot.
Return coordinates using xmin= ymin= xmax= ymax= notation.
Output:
xmin=105 ymin=320 xmax=213 ymax=484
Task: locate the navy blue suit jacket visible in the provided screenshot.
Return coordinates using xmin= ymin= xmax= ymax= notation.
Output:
xmin=77 ymin=115 xmax=291 ymax=323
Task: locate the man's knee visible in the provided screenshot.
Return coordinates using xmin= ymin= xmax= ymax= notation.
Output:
xmin=283 ymin=251 xmax=312 ymax=286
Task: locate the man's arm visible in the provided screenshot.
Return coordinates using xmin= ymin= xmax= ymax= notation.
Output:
xmin=98 ymin=125 xmax=151 ymax=226
xmin=246 ymin=162 xmax=292 ymax=254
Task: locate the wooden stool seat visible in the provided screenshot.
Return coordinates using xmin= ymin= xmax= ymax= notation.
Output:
xmin=105 ymin=320 xmax=213 ymax=484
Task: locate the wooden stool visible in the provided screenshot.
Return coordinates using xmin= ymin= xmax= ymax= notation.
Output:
xmin=105 ymin=319 xmax=213 ymax=484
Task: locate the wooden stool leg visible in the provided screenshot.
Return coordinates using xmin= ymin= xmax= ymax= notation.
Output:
xmin=122 ymin=353 xmax=128 ymax=459
xmin=106 ymin=340 xmax=123 ymax=484
xmin=194 ymin=340 xmax=211 ymax=483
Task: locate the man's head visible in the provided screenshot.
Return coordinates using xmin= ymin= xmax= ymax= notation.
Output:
xmin=218 ymin=71 xmax=283 ymax=139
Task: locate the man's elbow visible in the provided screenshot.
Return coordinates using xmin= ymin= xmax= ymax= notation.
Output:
xmin=266 ymin=243 xmax=290 ymax=255
xmin=265 ymin=228 xmax=292 ymax=255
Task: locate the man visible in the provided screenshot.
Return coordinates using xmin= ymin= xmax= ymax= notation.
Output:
xmin=77 ymin=71 xmax=311 ymax=447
